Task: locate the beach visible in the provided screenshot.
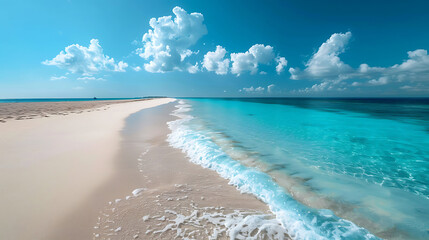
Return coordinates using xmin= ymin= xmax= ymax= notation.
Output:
xmin=2 ymin=97 xmax=427 ymax=240
xmin=0 ymin=98 xmax=279 ymax=240
xmin=0 ymin=99 xmax=144 ymax=123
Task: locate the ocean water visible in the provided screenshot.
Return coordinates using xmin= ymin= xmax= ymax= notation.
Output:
xmin=167 ymin=98 xmax=429 ymax=240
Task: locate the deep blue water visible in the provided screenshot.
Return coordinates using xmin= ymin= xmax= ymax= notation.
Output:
xmin=0 ymin=97 xmax=145 ymax=103
xmin=168 ymin=98 xmax=429 ymax=240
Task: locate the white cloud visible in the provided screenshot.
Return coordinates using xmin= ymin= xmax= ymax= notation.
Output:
xmin=77 ymin=76 xmax=105 ymax=81
xmin=275 ymin=57 xmax=287 ymax=74
xmin=50 ymin=75 xmax=67 ymax=81
xmin=203 ymin=45 xmax=230 ymax=75
xmin=303 ymin=82 xmax=331 ymax=92
xmin=180 ymin=49 xmax=199 ymax=61
xmin=137 ymin=6 xmax=207 ymax=73
xmin=231 ymin=44 xmax=275 ymax=75
xmin=368 ymin=76 xmax=389 ymax=86
xmin=115 ymin=61 xmax=128 ymax=72
xmin=133 ymin=66 xmax=142 ymax=72
xmin=351 ymin=50 xmax=429 ymax=86
xmin=241 ymin=86 xmax=265 ymax=93
xmin=290 ymin=31 xmax=429 ymax=92
xmin=298 ymin=80 xmax=347 ymax=93
xmin=290 ymin=32 xmax=352 ymax=80
xmin=400 ymin=85 xmax=412 ymax=90
xmin=187 ymin=62 xmax=199 ymax=74
xmin=373 ymin=49 xmax=429 ymax=82
xmin=43 ymin=39 xmax=128 ymax=75
xmin=203 ymin=44 xmax=285 ymax=75
xmin=267 ymin=84 xmax=275 ymax=93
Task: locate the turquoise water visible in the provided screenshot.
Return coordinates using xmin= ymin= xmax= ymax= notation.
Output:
xmin=167 ymin=98 xmax=429 ymax=239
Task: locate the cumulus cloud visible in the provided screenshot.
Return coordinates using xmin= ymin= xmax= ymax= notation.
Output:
xmin=290 ymin=31 xmax=429 ymax=92
xmin=43 ymin=39 xmax=128 ymax=75
xmin=290 ymin=32 xmax=352 ymax=80
xmin=275 ymin=57 xmax=287 ymax=74
xmin=231 ymin=44 xmax=275 ymax=75
xmin=361 ymin=49 xmax=429 ymax=82
xmin=267 ymin=84 xmax=275 ymax=93
xmin=133 ymin=66 xmax=142 ymax=72
xmin=202 ymin=44 xmax=286 ymax=75
xmin=137 ymin=6 xmax=207 ymax=73
xmin=240 ymin=86 xmax=265 ymax=93
xmin=368 ymin=76 xmax=389 ymax=86
xmin=203 ymin=45 xmax=230 ymax=75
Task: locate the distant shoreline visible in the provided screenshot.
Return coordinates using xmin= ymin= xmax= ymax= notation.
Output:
xmin=0 ymin=97 xmax=167 ymax=103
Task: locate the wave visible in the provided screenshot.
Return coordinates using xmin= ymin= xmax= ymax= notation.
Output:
xmin=166 ymin=101 xmax=379 ymax=240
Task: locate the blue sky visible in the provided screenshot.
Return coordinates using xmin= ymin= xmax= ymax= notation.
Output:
xmin=1 ymin=0 xmax=429 ymax=98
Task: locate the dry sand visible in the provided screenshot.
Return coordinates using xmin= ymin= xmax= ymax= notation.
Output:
xmin=0 ymin=99 xmax=285 ymax=240
xmin=0 ymin=99 xmax=145 ymax=123
xmin=0 ymin=98 xmax=174 ymax=239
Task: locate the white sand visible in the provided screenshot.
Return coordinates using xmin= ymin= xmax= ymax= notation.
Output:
xmin=0 ymin=98 xmax=175 ymax=240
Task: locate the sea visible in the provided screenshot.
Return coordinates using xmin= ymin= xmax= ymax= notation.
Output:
xmin=167 ymin=98 xmax=429 ymax=240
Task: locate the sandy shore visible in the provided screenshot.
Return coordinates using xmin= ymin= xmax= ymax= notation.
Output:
xmin=0 ymin=98 xmax=174 ymax=239
xmin=0 ymin=99 xmax=144 ymax=123
xmin=0 ymin=99 xmax=283 ymax=239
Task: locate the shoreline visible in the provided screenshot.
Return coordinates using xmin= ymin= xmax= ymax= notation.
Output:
xmin=53 ymin=101 xmax=281 ymax=239
xmin=0 ymin=98 xmax=282 ymax=239
xmin=0 ymin=99 xmax=149 ymax=123
xmin=0 ymin=98 xmax=175 ymax=239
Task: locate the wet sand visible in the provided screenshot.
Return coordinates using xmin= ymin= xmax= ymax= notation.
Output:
xmin=0 ymin=98 xmax=175 ymax=239
xmin=0 ymin=99 xmax=285 ymax=240
xmin=51 ymin=102 xmax=284 ymax=240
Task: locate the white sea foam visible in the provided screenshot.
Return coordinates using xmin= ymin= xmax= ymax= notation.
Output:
xmin=132 ymin=188 xmax=146 ymax=197
xmin=145 ymin=205 xmax=287 ymax=239
xmin=167 ymin=101 xmax=379 ymax=240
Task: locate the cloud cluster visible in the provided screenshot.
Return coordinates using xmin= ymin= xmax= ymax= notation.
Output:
xmin=239 ymin=83 xmax=276 ymax=94
xmin=230 ymin=44 xmax=275 ymax=75
xmin=203 ymin=44 xmax=286 ymax=76
xmin=290 ymin=31 xmax=429 ymax=92
xmin=137 ymin=6 xmax=207 ymax=73
xmin=203 ymin=46 xmax=230 ymax=75
xmin=240 ymin=86 xmax=265 ymax=93
xmin=43 ymin=39 xmax=128 ymax=75
xmin=132 ymin=7 xmax=286 ymax=76
xmin=289 ymin=32 xmax=352 ymax=80
xmin=356 ymin=49 xmax=429 ymax=83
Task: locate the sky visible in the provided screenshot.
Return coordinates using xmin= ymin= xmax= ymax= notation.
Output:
xmin=1 ymin=0 xmax=429 ymax=98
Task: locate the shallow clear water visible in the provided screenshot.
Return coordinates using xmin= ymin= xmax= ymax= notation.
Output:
xmin=167 ymin=98 xmax=429 ymax=240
